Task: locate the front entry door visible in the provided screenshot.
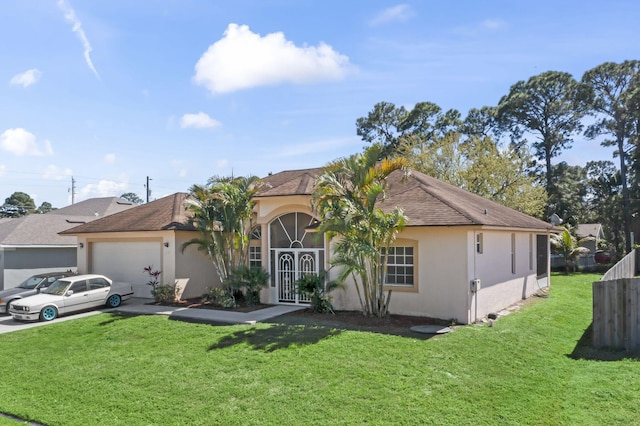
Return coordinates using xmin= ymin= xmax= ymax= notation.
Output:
xmin=275 ymin=250 xmax=318 ymax=303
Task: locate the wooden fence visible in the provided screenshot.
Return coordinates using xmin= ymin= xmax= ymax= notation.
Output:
xmin=593 ymin=249 xmax=640 ymax=352
xmin=592 ymin=278 xmax=640 ymax=352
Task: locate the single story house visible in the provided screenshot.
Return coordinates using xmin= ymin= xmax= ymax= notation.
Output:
xmin=0 ymin=197 xmax=134 ymax=290
xmin=576 ymin=223 xmax=604 ymax=254
xmin=62 ymin=168 xmax=555 ymax=324
xmin=254 ymin=168 xmax=555 ymax=324
xmin=60 ymin=193 xmax=217 ymax=299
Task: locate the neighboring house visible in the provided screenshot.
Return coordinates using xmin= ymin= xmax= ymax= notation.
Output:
xmin=60 ymin=193 xmax=216 ymax=299
xmin=576 ymin=223 xmax=604 ymax=254
xmin=253 ymin=168 xmax=555 ymax=324
xmin=0 ymin=197 xmax=135 ymax=291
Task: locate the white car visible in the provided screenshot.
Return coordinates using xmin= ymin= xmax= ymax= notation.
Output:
xmin=9 ymin=274 xmax=134 ymax=322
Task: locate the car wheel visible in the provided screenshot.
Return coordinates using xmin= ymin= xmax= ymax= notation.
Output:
xmin=39 ymin=306 xmax=58 ymax=322
xmin=106 ymin=294 xmax=121 ymax=308
xmin=4 ymin=300 xmax=17 ymax=315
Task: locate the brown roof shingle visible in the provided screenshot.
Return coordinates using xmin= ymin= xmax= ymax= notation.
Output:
xmin=60 ymin=193 xmax=194 ymax=235
xmin=257 ymin=168 xmax=553 ymax=231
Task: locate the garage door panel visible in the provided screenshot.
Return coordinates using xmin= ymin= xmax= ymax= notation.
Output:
xmin=91 ymin=242 xmax=161 ymax=298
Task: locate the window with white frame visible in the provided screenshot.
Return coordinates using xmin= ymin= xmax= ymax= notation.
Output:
xmin=249 ymin=226 xmax=262 ymax=268
xmin=384 ymin=244 xmax=415 ymax=288
xmin=476 ymin=233 xmax=483 ymax=254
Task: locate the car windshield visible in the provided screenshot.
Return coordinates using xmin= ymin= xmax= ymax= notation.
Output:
xmin=17 ymin=276 xmax=44 ymax=290
xmin=42 ymin=280 xmax=72 ymax=296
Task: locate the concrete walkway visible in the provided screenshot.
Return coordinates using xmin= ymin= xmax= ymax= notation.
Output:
xmin=114 ymin=301 xmax=305 ymax=325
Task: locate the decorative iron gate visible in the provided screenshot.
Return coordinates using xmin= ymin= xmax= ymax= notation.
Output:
xmin=275 ymin=250 xmax=319 ymax=303
xmin=270 ymin=212 xmax=325 ymax=305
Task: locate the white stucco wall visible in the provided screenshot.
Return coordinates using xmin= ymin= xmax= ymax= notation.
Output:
xmin=75 ymin=230 xmax=215 ymax=300
xmin=174 ymin=231 xmax=218 ymax=299
xmin=329 ymin=227 xmax=549 ymax=324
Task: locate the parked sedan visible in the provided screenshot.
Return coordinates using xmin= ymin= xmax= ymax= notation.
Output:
xmin=0 ymin=271 xmax=76 ymax=314
xmin=10 ymin=274 xmax=134 ymax=322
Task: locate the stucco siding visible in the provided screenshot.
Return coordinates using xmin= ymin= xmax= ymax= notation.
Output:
xmin=174 ymin=231 xmax=219 ymax=299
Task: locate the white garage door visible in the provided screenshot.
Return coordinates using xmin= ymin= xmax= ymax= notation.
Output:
xmin=90 ymin=242 xmax=162 ymax=298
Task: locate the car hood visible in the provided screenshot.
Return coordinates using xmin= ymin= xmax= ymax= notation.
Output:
xmin=0 ymin=288 xmax=32 ymax=299
xmin=11 ymin=293 xmax=61 ymax=308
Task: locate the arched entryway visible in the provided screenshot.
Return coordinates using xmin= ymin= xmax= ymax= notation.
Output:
xmin=269 ymin=212 xmax=325 ymax=304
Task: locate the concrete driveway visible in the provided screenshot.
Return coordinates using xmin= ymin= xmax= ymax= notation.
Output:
xmin=0 ymin=310 xmax=103 ymax=334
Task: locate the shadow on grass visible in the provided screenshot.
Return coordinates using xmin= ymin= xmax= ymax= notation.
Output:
xmin=208 ymin=324 xmax=342 ymax=352
xmin=99 ymin=311 xmax=139 ymax=326
xmin=568 ymin=323 xmax=639 ymax=361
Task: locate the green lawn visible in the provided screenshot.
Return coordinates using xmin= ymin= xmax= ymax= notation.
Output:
xmin=0 ymin=274 xmax=638 ymax=425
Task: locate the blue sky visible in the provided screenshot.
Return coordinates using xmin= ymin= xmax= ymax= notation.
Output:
xmin=1 ymin=1 xmax=638 ymax=208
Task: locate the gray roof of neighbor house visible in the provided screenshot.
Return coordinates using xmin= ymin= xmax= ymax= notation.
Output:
xmin=0 ymin=197 xmax=135 ymax=246
xmin=60 ymin=193 xmax=194 ymax=234
xmin=576 ymin=223 xmax=603 ymax=239
xmin=258 ymin=168 xmax=554 ymax=230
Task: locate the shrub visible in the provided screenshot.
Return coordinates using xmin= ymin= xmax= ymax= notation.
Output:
xmin=297 ymin=271 xmax=343 ymax=314
xmin=227 ymin=266 xmax=270 ymax=306
xmin=151 ymin=284 xmax=177 ymax=304
xmin=202 ymin=287 xmax=236 ymax=308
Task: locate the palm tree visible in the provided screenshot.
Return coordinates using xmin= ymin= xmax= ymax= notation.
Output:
xmin=182 ymin=176 xmax=262 ymax=287
xmin=550 ymin=226 xmax=590 ymax=274
xmin=311 ymin=144 xmax=408 ymax=317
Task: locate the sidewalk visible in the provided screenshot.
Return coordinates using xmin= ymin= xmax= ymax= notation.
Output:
xmin=114 ymin=300 xmax=305 ymax=325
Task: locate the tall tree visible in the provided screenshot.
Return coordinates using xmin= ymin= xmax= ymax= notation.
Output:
xmin=585 ymin=161 xmax=623 ymax=254
xmin=311 ymin=144 xmax=408 ymax=318
xmin=0 ymin=192 xmax=36 ymax=217
xmin=120 ymin=192 xmax=144 ymax=205
xmin=397 ymin=132 xmax=547 ymax=218
xmin=582 ymin=60 xmax=640 ymax=253
xmin=182 ymin=176 xmax=262 ymax=288
xmin=36 ymin=201 xmax=55 ymax=214
xmin=497 ymin=71 xmax=592 ymax=200
xmin=548 ymin=162 xmax=589 ymax=226
xmin=356 ymin=101 xmax=461 ymax=158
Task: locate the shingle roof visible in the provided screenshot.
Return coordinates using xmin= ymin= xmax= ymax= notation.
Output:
xmin=258 ymin=168 xmax=553 ymax=230
xmin=576 ymin=223 xmax=603 ymax=239
xmin=0 ymin=197 xmax=135 ymax=245
xmin=257 ymin=168 xmax=323 ymax=197
xmin=60 ymin=193 xmax=194 ymax=234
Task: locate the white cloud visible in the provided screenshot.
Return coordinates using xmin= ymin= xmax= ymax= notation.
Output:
xmin=453 ymin=19 xmax=508 ymax=36
xmin=369 ymin=4 xmax=414 ymax=26
xmin=215 ymin=159 xmax=229 ymax=169
xmin=193 ymin=23 xmax=353 ymax=94
xmin=0 ymin=128 xmax=54 ymax=156
xmin=180 ymin=112 xmax=221 ymax=129
xmin=78 ymin=179 xmax=129 ymax=200
xmin=10 ymin=69 xmax=42 ymax=88
xmin=42 ymin=164 xmax=73 ymax=180
xmin=57 ymin=0 xmax=100 ymax=79
xmin=0 ymin=165 xmax=5 ymax=177
xmin=104 ymin=153 xmax=116 ymax=164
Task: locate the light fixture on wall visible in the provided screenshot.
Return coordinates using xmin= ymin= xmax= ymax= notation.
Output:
xmin=304 ymin=218 xmax=321 ymax=233
xmin=78 ymin=242 xmax=84 ymax=248
xmin=164 ymin=242 xmax=169 ymax=247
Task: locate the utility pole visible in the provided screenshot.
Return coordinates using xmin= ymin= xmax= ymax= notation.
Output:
xmin=69 ymin=176 xmax=77 ymax=204
xmin=145 ymin=176 xmax=152 ymax=203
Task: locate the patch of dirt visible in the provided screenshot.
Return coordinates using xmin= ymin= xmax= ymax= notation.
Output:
xmin=268 ymin=308 xmax=455 ymax=338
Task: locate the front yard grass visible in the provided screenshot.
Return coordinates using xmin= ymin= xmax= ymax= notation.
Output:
xmin=0 ymin=273 xmax=638 ymax=425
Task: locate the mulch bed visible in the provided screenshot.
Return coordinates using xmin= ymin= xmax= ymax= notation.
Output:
xmin=150 ymin=299 xmax=454 ymax=337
